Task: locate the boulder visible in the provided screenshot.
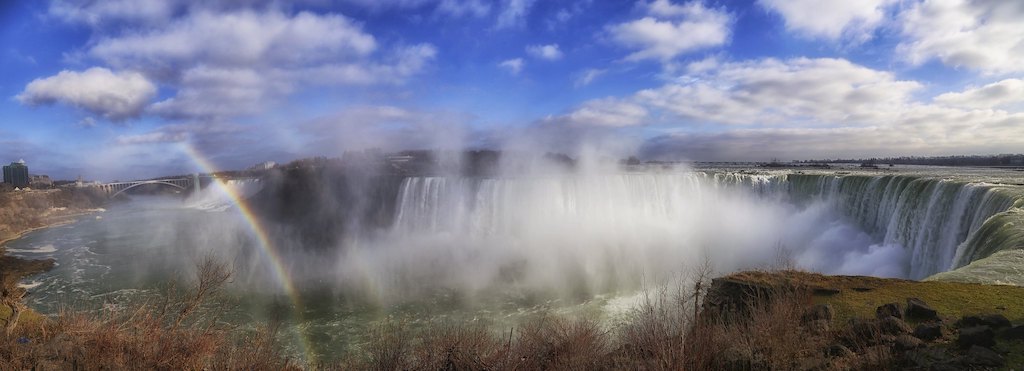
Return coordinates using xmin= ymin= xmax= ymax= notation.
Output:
xmin=963 ymin=345 xmax=1005 ymax=367
xmin=913 ymin=323 xmax=944 ymax=341
xmin=957 ymin=326 xmax=995 ymax=349
xmin=1003 ymin=325 xmax=1024 ymax=340
xmin=956 ymin=314 xmax=1011 ymax=329
xmin=875 ymin=302 xmax=903 ymax=320
xmin=905 ymin=298 xmax=938 ymax=320
xmin=981 ymin=314 xmax=1011 ymax=328
xmin=802 ymin=303 xmax=834 ymax=323
xmin=878 ymin=316 xmax=912 ymax=335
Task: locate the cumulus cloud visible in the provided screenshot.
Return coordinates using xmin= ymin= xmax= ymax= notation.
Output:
xmin=90 ymin=10 xmax=377 ymax=71
xmin=543 ymin=98 xmax=649 ymax=127
xmin=499 ymin=58 xmax=525 ymax=75
xmin=74 ymin=9 xmax=434 ymax=120
xmin=758 ymin=0 xmax=895 ymax=41
xmin=17 ymin=67 xmax=156 ymax=121
xmin=636 ymin=57 xmax=921 ymax=125
xmin=898 ymin=0 xmax=1024 ymax=74
xmin=608 ymin=0 xmax=730 ymax=61
xmin=934 ymin=79 xmax=1024 ymax=109
xmin=526 ymin=44 xmax=563 ymax=61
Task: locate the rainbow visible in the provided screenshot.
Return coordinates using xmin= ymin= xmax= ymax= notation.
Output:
xmin=180 ymin=143 xmax=316 ymax=365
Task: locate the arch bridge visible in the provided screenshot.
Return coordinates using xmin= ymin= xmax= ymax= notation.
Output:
xmin=97 ymin=174 xmax=202 ymax=199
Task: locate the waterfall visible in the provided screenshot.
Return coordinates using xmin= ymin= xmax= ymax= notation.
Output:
xmin=389 ymin=171 xmax=1024 ymax=280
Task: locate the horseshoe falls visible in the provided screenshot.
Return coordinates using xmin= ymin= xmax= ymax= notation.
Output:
xmin=384 ymin=169 xmax=1024 ymax=286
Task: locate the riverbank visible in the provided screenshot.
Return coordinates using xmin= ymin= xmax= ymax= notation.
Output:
xmin=0 ymin=188 xmax=106 ymax=247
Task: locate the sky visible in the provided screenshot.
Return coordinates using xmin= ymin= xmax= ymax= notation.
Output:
xmin=1 ymin=0 xmax=1023 ymax=181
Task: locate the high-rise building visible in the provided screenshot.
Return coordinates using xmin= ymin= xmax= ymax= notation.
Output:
xmin=3 ymin=160 xmax=29 ymax=188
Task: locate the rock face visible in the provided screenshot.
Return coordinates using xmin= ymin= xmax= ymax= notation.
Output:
xmin=957 ymin=326 xmax=995 ymax=348
xmin=905 ymin=298 xmax=938 ymax=321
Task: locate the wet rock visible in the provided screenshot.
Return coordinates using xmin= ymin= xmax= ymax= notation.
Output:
xmin=905 ymin=298 xmax=938 ymax=321
xmin=875 ymin=302 xmax=903 ymax=320
xmin=957 ymin=326 xmax=995 ymax=349
xmin=964 ymin=345 xmax=1004 ymax=367
xmin=913 ymin=323 xmax=944 ymax=341
xmin=894 ymin=334 xmax=923 ymax=351
xmin=802 ymin=304 xmax=834 ymax=323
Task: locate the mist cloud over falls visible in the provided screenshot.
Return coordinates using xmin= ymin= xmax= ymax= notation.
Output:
xmin=190 ymin=167 xmax=924 ymax=305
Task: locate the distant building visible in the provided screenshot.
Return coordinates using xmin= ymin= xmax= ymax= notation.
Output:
xmin=3 ymin=160 xmax=29 ymax=188
xmin=250 ymin=161 xmax=277 ymax=171
xmin=30 ymin=174 xmax=53 ymax=188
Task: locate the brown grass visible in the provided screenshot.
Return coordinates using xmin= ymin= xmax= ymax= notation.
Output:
xmin=0 ymin=255 xmax=299 ymax=370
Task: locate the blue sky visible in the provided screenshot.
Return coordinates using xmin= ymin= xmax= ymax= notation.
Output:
xmin=1 ymin=0 xmax=1023 ymax=180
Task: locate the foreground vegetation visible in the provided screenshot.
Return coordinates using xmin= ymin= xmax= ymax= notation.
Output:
xmin=3 ymin=257 xmax=1024 ymax=369
xmin=1 ymin=257 xmax=299 ymax=369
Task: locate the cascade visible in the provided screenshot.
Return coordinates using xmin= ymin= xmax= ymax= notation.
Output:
xmin=390 ymin=171 xmax=1024 ymax=280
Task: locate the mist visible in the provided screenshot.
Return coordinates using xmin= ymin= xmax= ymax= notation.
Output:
xmin=146 ymin=155 xmax=918 ymax=307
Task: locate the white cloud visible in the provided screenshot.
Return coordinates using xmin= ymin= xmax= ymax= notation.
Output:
xmin=90 ymin=10 xmax=377 ymax=71
xmin=76 ymin=9 xmax=434 ymax=120
xmin=543 ymin=98 xmax=648 ymax=128
xmin=758 ymin=0 xmax=895 ymax=41
xmin=526 ymin=44 xmax=563 ymax=61
xmin=17 ymin=67 xmax=156 ymax=121
xmin=639 ymin=109 xmax=1024 ymax=161
xmin=49 ymin=0 xmax=176 ymax=25
xmin=575 ymin=68 xmax=607 ymax=87
xmin=498 ymin=58 xmax=525 ymax=75
xmin=149 ymin=66 xmax=284 ymax=119
xmin=496 ymin=0 xmax=536 ymax=29
xmin=636 ymin=57 xmax=921 ymax=125
xmin=608 ymin=1 xmax=730 ymax=61
xmin=934 ymin=79 xmax=1024 ymax=109
xmin=898 ymin=0 xmax=1024 ymax=74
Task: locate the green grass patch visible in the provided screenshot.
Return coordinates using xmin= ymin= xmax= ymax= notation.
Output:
xmin=726 ymin=270 xmax=1024 ymax=325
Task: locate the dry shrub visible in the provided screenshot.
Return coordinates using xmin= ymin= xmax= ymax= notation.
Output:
xmin=365 ymin=320 xmax=414 ymax=371
xmin=412 ymin=323 xmax=503 ymax=370
xmin=512 ymin=315 xmax=610 ymax=370
xmin=0 ymin=255 xmax=298 ymax=370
